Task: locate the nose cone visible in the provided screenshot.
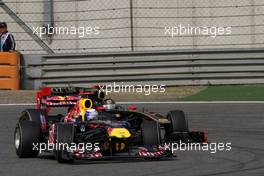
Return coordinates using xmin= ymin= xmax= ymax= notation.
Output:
xmin=107 ymin=128 xmax=131 ymax=138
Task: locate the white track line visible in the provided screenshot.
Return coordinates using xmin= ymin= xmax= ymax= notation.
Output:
xmin=0 ymin=101 xmax=264 ymax=106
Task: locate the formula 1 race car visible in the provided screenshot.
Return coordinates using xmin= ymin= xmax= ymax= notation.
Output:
xmin=14 ymin=86 xmax=208 ymax=163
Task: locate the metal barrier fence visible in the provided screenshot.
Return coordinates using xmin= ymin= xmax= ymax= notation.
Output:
xmin=1 ymin=0 xmax=264 ymax=54
xmin=21 ymin=48 xmax=264 ymax=89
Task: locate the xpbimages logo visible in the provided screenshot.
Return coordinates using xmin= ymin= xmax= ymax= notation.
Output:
xmin=98 ymin=82 xmax=166 ymax=95
xmin=32 ymin=141 xmax=100 ymax=154
xmin=32 ymin=24 xmax=100 ymax=38
xmin=164 ymin=141 xmax=232 ymax=154
xmin=165 ymin=24 xmax=232 ymax=38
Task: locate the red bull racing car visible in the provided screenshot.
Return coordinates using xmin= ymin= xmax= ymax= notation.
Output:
xmin=14 ymin=86 xmax=208 ymax=163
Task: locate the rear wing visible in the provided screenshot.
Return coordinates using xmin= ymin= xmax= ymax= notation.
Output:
xmin=36 ymin=86 xmax=104 ymax=109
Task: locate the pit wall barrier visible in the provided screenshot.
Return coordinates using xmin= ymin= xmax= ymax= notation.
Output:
xmin=0 ymin=52 xmax=20 ymax=90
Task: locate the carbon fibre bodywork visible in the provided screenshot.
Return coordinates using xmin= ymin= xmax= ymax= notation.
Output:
xmin=15 ymin=87 xmax=207 ymax=162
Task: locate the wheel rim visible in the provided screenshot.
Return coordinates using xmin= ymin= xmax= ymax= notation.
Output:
xmin=15 ymin=128 xmax=20 ymax=150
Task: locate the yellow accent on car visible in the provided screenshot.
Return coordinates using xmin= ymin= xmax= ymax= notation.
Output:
xmin=79 ymin=98 xmax=93 ymax=122
xmin=108 ymin=128 xmax=131 ymax=138
xmin=115 ymin=142 xmax=126 ymax=151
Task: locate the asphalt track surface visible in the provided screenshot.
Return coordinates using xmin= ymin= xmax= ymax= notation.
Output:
xmin=1 ymin=103 xmax=264 ymax=176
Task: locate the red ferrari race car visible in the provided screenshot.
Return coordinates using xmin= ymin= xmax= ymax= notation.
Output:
xmin=14 ymin=86 xmax=208 ymax=163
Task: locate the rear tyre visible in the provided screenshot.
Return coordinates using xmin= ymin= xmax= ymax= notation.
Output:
xmin=20 ymin=109 xmax=46 ymax=128
xmin=14 ymin=121 xmax=40 ymax=158
xmin=141 ymin=120 xmax=161 ymax=145
xmin=54 ymin=123 xmax=74 ymax=163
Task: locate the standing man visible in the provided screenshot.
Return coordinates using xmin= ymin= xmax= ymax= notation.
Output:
xmin=0 ymin=22 xmax=16 ymax=52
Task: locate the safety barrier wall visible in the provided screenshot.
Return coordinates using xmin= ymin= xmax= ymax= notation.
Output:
xmin=0 ymin=52 xmax=20 ymax=90
xmin=21 ymin=48 xmax=264 ymax=89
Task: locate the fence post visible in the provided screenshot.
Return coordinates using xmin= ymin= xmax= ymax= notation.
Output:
xmin=130 ymin=0 xmax=134 ymax=51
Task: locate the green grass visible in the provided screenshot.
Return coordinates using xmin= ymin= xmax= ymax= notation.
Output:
xmin=182 ymin=85 xmax=264 ymax=101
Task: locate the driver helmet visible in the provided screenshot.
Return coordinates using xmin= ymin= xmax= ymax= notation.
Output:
xmin=103 ymin=99 xmax=116 ymax=110
xmin=85 ymin=108 xmax=98 ymax=121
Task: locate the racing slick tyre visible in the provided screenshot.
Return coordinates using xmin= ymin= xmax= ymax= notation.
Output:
xmin=14 ymin=121 xmax=41 ymax=158
xmin=167 ymin=110 xmax=188 ymax=132
xmin=20 ymin=109 xmax=45 ymax=128
xmin=141 ymin=120 xmax=161 ymax=145
xmin=54 ymin=123 xmax=74 ymax=163
xmin=165 ymin=110 xmax=189 ymax=141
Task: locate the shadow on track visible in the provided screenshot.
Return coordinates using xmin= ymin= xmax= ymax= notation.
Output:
xmin=38 ymin=153 xmax=176 ymax=165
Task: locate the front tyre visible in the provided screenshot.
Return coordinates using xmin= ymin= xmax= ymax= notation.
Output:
xmin=141 ymin=120 xmax=161 ymax=145
xmin=167 ymin=110 xmax=188 ymax=132
xmin=165 ymin=110 xmax=189 ymax=141
xmin=54 ymin=123 xmax=75 ymax=163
